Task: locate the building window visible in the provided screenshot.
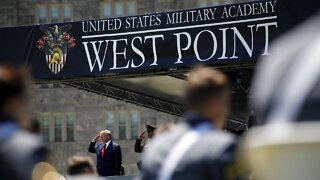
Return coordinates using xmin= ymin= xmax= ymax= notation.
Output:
xmin=199 ymin=0 xmax=208 ymax=7
xmin=66 ymin=114 xmax=74 ymax=141
xmin=106 ymin=112 xmax=115 ymax=135
xmin=103 ymin=3 xmax=112 ymax=18
xmin=51 ymin=6 xmax=59 ymax=23
xmin=41 ymin=115 xmax=50 ymax=142
xmin=63 ymin=5 xmax=72 ymax=22
xmin=127 ymin=1 xmax=137 ymax=16
xmin=118 ymin=112 xmax=127 ymax=140
xmin=38 ymin=6 xmax=47 ymax=24
xmin=40 ymin=113 xmax=75 ymax=142
xmin=54 ymin=114 xmax=62 ymax=142
xmin=200 ymin=0 xmax=232 ymax=7
xmin=115 ymin=2 xmax=124 ymax=17
xmin=223 ymin=0 xmax=233 ymax=5
xmin=101 ymin=1 xmax=137 ymax=18
xmin=130 ymin=111 xmax=139 ymax=139
xmin=212 ymin=0 xmax=221 ymax=6
xmin=105 ymin=110 xmax=140 ymax=140
xmin=36 ymin=4 xmax=73 ymax=24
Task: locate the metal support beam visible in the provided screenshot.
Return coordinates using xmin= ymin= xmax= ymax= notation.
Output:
xmin=64 ymin=81 xmax=247 ymax=131
xmin=227 ymin=118 xmax=247 ymax=131
xmin=35 ymin=63 xmax=256 ymax=84
xmin=170 ymin=74 xmax=187 ymax=80
xmin=64 ymin=81 xmax=186 ymax=117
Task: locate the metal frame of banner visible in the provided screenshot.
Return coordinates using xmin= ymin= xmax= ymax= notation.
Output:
xmin=37 ymin=62 xmax=253 ymax=131
xmin=35 ymin=62 xmax=255 ymax=84
xmin=64 ymin=81 xmax=186 ymax=116
xmin=64 ymin=80 xmax=247 ymax=131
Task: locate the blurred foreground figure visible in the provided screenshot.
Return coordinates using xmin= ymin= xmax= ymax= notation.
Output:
xmin=252 ymin=13 xmax=320 ymax=123
xmin=0 ymin=66 xmax=47 ymax=180
xmin=140 ymin=66 xmax=236 ymax=180
xmin=68 ymin=156 xmax=96 ymax=176
xmin=246 ymin=12 xmax=320 ymax=180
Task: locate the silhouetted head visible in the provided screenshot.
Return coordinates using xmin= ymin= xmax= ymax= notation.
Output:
xmin=146 ymin=124 xmax=156 ymax=138
xmin=0 ymin=65 xmax=31 ymax=123
xmin=68 ymin=156 xmax=96 ymax=176
xmin=186 ymin=66 xmax=230 ymax=128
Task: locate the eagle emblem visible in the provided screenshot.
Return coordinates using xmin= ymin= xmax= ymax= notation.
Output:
xmin=36 ymin=24 xmax=76 ymax=74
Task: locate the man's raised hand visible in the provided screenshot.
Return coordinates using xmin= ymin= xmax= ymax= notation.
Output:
xmin=138 ymin=131 xmax=146 ymax=140
xmin=92 ymin=134 xmax=100 ymax=142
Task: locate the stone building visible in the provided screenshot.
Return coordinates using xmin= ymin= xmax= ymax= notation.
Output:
xmin=32 ymin=84 xmax=180 ymax=174
xmin=0 ymin=0 xmax=238 ymax=27
xmin=0 ymin=0 xmax=248 ymax=175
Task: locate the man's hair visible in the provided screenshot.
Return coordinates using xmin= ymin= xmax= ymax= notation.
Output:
xmin=29 ymin=119 xmax=41 ymax=134
xmin=68 ymin=156 xmax=95 ymax=175
xmin=185 ymin=66 xmax=230 ymax=109
xmin=0 ymin=66 xmax=29 ymax=110
xmin=146 ymin=124 xmax=156 ymax=132
xmin=100 ymin=130 xmax=112 ymax=138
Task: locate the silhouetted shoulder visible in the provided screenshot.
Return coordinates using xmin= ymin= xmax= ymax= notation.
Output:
xmin=112 ymin=142 xmax=120 ymax=147
xmin=0 ymin=130 xmax=47 ymax=180
xmin=202 ymin=130 xmax=236 ymax=157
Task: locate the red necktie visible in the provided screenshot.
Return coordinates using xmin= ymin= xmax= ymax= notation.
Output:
xmin=101 ymin=144 xmax=106 ymax=157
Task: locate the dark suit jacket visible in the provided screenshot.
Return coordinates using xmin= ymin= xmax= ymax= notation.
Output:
xmin=88 ymin=141 xmax=122 ymax=176
xmin=134 ymin=138 xmax=143 ymax=153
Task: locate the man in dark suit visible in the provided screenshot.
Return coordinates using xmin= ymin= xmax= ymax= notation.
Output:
xmin=88 ymin=130 xmax=122 ymax=177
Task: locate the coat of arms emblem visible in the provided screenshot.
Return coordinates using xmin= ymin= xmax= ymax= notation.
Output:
xmin=36 ymin=24 xmax=76 ymax=74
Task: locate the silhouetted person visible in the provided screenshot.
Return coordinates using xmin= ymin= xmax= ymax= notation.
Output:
xmin=68 ymin=156 xmax=96 ymax=176
xmin=88 ymin=130 xmax=122 ymax=177
xmin=135 ymin=124 xmax=156 ymax=153
xmin=28 ymin=119 xmax=41 ymax=135
xmin=135 ymin=124 xmax=156 ymax=170
xmin=0 ymin=66 xmax=47 ymax=180
xmin=247 ymin=11 xmax=320 ymax=180
xmin=140 ymin=66 xmax=236 ymax=180
xmin=251 ymin=12 xmax=320 ymax=124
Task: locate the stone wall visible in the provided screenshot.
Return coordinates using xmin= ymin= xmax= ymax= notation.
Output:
xmin=33 ymin=85 xmax=181 ymax=174
xmin=0 ymin=0 xmax=246 ymax=27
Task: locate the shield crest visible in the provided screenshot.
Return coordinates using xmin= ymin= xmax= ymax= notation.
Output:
xmin=37 ymin=24 xmax=76 ymax=74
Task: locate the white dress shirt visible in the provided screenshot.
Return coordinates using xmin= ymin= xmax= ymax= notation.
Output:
xmin=91 ymin=140 xmax=111 ymax=149
xmin=104 ymin=140 xmax=111 ymax=148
